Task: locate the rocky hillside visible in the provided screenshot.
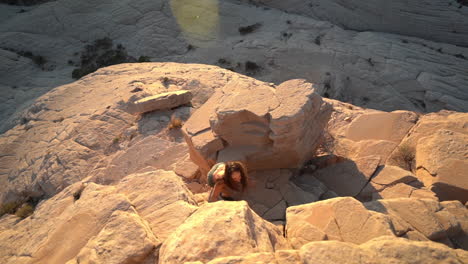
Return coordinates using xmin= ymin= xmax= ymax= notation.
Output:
xmin=0 ymin=63 xmax=467 ymax=263
xmin=1 ymin=0 xmax=468 ymax=133
xmin=0 ymin=0 xmax=467 ymax=263
xmin=236 ymin=0 xmax=468 ymax=47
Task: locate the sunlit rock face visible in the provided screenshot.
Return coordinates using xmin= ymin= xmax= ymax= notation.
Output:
xmin=0 ymin=63 xmax=239 ymax=205
xmin=286 ymin=197 xmax=468 ymax=250
xmin=204 ymin=237 xmax=468 ymax=264
xmin=182 ymin=78 xmax=332 ymax=175
xmin=159 ymin=201 xmax=289 ymax=264
xmin=1 ymin=0 xmax=468 ymax=134
xmin=0 ymin=169 xmax=195 ymax=264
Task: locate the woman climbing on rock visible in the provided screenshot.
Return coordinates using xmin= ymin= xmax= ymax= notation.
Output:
xmin=207 ymin=161 xmax=249 ymax=202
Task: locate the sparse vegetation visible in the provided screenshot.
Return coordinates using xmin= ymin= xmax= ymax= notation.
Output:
xmin=138 ymin=56 xmax=151 ymax=62
xmin=315 ymin=129 xmax=335 ymax=156
xmin=112 ymin=137 xmax=120 ymax=144
xmin=1 ymin=199 xmax=36 ymax=219
xmin=72 ymin=37 xmax=143 ymax=79
xmin=217 ymin=58 xmax=230 ymax=65
xmin=168 ymin=115 xmax=183 ymax=129
xmin=0 ymin=201 xmax=22 ymax=217
xmin=390 ymin=143 xmax=415 ymax=171
xmin=315 ymin=35 xmax=322 ymax=46
xmin=4 ymin=48 xmax=47 ymax=68
xmin=245 ymin=61 xmax=261 ymax=75
xmin=238 ymin=23 xmax=262 ymax=35
xmin=322 ymin=81 xmax=331 ymax=98
xmin=15 ymin=204 xmax=34 ymax=219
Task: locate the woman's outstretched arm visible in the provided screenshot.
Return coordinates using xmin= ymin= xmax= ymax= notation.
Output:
xmin=208 ymin=182 xmax=223 ymax=202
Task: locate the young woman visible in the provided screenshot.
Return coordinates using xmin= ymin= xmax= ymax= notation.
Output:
xmin=207 ymin=161 xmax=248 ymax=202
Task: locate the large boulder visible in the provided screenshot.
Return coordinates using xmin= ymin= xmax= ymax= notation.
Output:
xmin=387 ymin=111 xmax=468 ymax=203
xmin=0 ymin=169 xmax=200 ymax=264
xmin=182 ymin=79 xmax=332 ymax=175
xmin=0 ymin=182 xmax=142 ymax=264
xmin=66 ymin=210 xmax=159 ymax=264
xmin=159 ymin=201 xmax=289 ymax=264
xmin=415 ymin=129 xmax=468 ymax=203
xmin=286 ymin=197 xmax=468 ymax=250
xmin=285 ymin=197 xmax=396 ymax=249
xmin=365 ymin=198 xmax=468 ymax=249
xmin=345 ymin=111 xmax=418 ymax=143
xmin=115 ymin=170 xmax=198 ymax=241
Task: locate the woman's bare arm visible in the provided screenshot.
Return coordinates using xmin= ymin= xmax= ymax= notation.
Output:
xmin=208 ymin=182 xmax=224 ymax=202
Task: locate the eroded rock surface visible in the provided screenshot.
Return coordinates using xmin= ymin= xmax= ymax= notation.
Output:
xmin=0 ymin=169 xmax=196 ymax=264
xmin=239 ymin=0 xmax=468 ymax=47
xmin=0 ymin=63 xmax=239 ymax=205
xmin=159 ymin=201 xmax=289 ymax=264
xmin=286 ymin=197 xmax=468 ymax=250
xmin=201 ymin=236 xmax=468 ymax=264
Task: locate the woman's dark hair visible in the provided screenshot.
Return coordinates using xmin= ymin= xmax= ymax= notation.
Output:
xmin=224 ymin=161 xmax=248 ymax=192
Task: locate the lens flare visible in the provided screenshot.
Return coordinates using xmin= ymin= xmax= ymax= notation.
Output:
xmin=170 ymin=0 xmax=219 ymax=46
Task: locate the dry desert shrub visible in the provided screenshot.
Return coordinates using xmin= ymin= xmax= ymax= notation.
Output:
xmin=168 ymin=115 xmax=183 ymax=129
xmin=315 ymin=129 xmax=335 ymax=156
xmin=390 ymin=143 xmax=415 ymax=171
xmin=15 ymin=204 xmax=34 ymax=219
xmin=0 ymin=201 xmax=22 ymax=217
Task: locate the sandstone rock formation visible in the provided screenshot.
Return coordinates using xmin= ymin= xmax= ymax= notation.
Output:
xmin=1 ymin=0 xmax=468 ymax=134
xmin=0 ymin=169 xmax=195 ymax=264
xmin=240 ymin=0 xmax=468 ymax=47
xmin=191 ymin=236 xmax=468 ymax=264
xmin=389 ymin=111 xmax=468 ymax=203
xmin=182 ymin=79 xmax=332 ymax=176
xmin=159 ymin=201 xmax=289 ymax=264
xmin=0 ymin=63 xmax=238 ymax=205
xmin=286 ymin=197 xmax=468 ymax=250
xmin=0 ymin=57 xmax=466 ymax=264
